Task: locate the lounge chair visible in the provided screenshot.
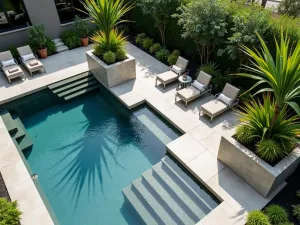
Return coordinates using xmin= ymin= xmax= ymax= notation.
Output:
xmin=200 ymin=83 xmax=240 ymax=122
xmin=175 ymin=71 xmax=212 ymax=107
xmin=156 ymin=56 xmax=189 ymax=89
xmin=0 ymin=51 xmax=25 ymax=83
xmin=17 ymin=45 xmax=46 ymax=76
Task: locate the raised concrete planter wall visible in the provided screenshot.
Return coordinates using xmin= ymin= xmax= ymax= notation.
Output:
xmin=218 ymin=136 xmax=300 ymax=197
xmin=86 ymin=50 xmax=136 ymax=88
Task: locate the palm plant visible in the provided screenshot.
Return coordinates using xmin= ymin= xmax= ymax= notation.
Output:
xmin=236 ymin=95 xmax=300 ymax=162
xmin=236 ymin=29 xmax=300 ymax=128
xmin=81 ymin=0 xmax=134 ymax=53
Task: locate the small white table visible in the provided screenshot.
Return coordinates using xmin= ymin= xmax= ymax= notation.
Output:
xmin=178 ymin=75 xmax=192 ymax=89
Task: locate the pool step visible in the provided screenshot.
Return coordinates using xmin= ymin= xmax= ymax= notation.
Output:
xmin=0 ymin=111 xmax=33 ymax=151
xmin=122 ymin=156 xmax=219 ymax=225
xmin=48 ymin=72 xmax=100 ymax=100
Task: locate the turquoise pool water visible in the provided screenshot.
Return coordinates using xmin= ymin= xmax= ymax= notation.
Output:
xmin=23 ymin=91 xmax=181 ymax=225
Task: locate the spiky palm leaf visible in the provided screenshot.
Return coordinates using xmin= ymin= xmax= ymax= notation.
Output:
xmin=236 ymin=29 xmax=300 ymax=116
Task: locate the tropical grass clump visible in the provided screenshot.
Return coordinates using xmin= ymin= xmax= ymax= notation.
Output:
xmin=235 ymin=95 xmax=300 ymax=163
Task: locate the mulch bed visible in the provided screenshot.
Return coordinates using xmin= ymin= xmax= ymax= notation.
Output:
xmin=0 ymin=172 xmax=11 ymax=201
xmin=264 ymin=164 xmax=300 ymax=225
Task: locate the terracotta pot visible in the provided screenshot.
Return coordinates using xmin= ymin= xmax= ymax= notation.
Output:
xmin=81 ymin=37 xmax=89 ymax=47
xmin=38 ymin=48 xmax=48 ymax=59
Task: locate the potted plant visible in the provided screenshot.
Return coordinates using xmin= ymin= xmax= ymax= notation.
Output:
xmin=28 ymin=25 xmax=47 ymax=58
xmin=74 ymin=16 xmax=90 ymax=47
xmin=83 ymin=0 xmax=136 ymax=88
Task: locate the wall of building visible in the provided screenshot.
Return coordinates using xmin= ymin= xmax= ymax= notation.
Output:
xmin=0 ymin=0 xmax=74 ymax=50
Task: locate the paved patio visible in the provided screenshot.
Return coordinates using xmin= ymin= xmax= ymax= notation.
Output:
xmin=0 ymin=42 xmax=284 ymax=225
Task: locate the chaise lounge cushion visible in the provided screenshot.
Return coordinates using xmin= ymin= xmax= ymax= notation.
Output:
xmin=3 ymin=65 xmax=23 ymax=78
xmin=156 ymin=71 xmax=178 ymax=84
xmin=171 ymin=65 xmax=183 ymax=74
xmin=192 ymin=80 xmax=205 ymax=91
xmin=177 ymin=86 xmax=201 ymax=101
xmin=217 ymin=93 xmax=233 ymax=105
xmin=1 ymin=59 xmax=16 ymax=68
xmin=25 ymin=60 xmax=43 ymax=70
xmin=223 ymin=83 xmax=240 ymax=100
xmin=201 ymin=99 xmax=228 ymax=116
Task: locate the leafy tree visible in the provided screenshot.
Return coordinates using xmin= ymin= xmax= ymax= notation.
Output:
xmin=218 ymin=4 xmax=271 ymax=64
xmin=174 ymin=0 xmax=228 ymax=64
xmin=0 ymin=198 xmax=21 ymax=225
xmin=278 ymin=0 xmax=300 ymax=17
xmin=236 ymin=30 xmax=300 ymax=129
xmin=137 ymin=0 xmax=180 ymax=46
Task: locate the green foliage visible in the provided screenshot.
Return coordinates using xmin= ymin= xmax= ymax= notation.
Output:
xmin=117 ymin=24 xmax=129 ymax=33
xmin=265 ymin=205 xmax=289 ymax=224
xmin=247 ymin=210 xmax=271 ymax=225
xmin=292 ymin=204 xmax=300 ymax=221
xmin=91 ymin=29 xmax=126 ymax=54
xmin=149 ymin=43 xmax=161 ymax=53
xmin=278 ymin=222 xmax=294 ymax=225
xmin=137 ymin=0 xmax=180 ymax=45
xmin=297 ymin=189 xmax=300 ymax=198
xmin=28 ymin=37 xmax=56 ymax=56
xmin=278 ymin=0 xmax=300 ymax=17
xmin=135 ymin=33 xmax=147 ymax=45
xmin=74 ymin=15 xmax=90 ymax=38
xmin=167 ymin=50 xmax=180 ymax=65
xmin=198 ymin=62 xmax=220 ymax=76
xmin=174 ymin=0 xmax=228 ymax=63
xmin=82 ymin=0 xmax=133 ymax=53
xmin=236 ymin=125 xmax=256 ymax=144
xmin=60 ymin=30 xmax=81 ymax=49
xmin=93 ymin=45 xmax=105 ymax=57
xmin=155 ymin=48 xmax=170 ymax=61
xmin=219 ymin=4 xmax=271 ymax=61
xmin=142 ymin=38 xmax=153 ymax=50
xmin=116 ymin=48 xmax=127 ymax=61
xmin=236 ymin=95 xmax=300 ymax=163
xmin=0 ymin=198 xmax=22 ymax=225
xmin=28 ymin=24 xmax=47 ymax=50
xmin=103 ymin=51 xmax=116 ymax=64
xmin=8 ymin=46 xmax=19 ymax=59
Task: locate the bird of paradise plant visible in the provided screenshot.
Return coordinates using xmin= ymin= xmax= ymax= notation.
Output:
xmin=81 ymin=0 xmax=134 ymax=61
xmin=236 ymin=29 xmax=300 ymax=129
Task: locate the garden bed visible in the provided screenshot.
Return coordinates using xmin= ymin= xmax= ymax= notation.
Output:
xmin=265 ymin=164 xmax=300 ymax=225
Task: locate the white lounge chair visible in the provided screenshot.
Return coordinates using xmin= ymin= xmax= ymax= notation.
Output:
xmin=200 ymin=83 xmax=240 ymax=122
xmin=17 ymin=45 xmax=46 ymax=76
xmin=156 ymin=56 xmax=189 ymax=89
xmin=0 ymin=51 xmax=25 ymax=83
xmin=175 ymin=71 xmax=212 ymax=107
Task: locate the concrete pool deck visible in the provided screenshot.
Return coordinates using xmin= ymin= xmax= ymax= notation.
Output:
xmin=0 ymin=43 xmax=285 ymax=225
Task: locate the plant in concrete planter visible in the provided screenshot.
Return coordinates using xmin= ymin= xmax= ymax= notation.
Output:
xmin=235 ymin=95 xmax=300 ymax=163
xmin=74 ymin=16 xmax=90 ymax=47
xmin=82 ymin=0 xmax=134 ymax=64
xmin=0 ymin=198 xmax=22 ymax=225
xmin=28 ymin=25 xmax=47 ymax=58
xmin=246 ymin=210 xmax=271 ymax=225
xmin=264 ymin=204 xmax=289 ymax=224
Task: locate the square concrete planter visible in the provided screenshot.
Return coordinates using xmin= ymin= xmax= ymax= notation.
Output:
xmin=86 ymin=50 xmax=136 ymax=88
xmin=218 ymin=136 xmax=300 ymax=197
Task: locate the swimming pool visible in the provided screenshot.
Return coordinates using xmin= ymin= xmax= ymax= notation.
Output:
xmin=22 ymin=90 xmax=181 ymax=225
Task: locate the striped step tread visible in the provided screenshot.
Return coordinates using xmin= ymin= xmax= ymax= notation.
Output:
xmin=53 ymin=76 xmax=96 ymax=94
xmin=48 ymin=72 xmax=92 ymax=90
xmin=0 ymin=111 xmax=17 ymax=134
xmin=64 ymin=84 xmax=100 ymax=100
xmin=57 ymin=80 xmax=98 ymax=97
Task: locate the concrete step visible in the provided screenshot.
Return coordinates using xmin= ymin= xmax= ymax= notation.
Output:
xmin=55 ymin=41 xmax=65 ymax=48
xmin=0 ymin=110 xmax=17 ymax=134
xmin=53 ymin=76 xmax=96 ymax=94
xmin=142 ymin=169 xmax=196 ymax=225
xmin=13 ymin=116 xmax=33 ymax=151
xmin=122 ymin=186 xmax=160 ymax=225
xmin=11 ymin=118 xmax=26 ymax=141
xmin=57 ymin=80 xmax=98 ymax=97
xmin=132 ymin=177 xmax=179 ymax=225
xmin=48 ymin=72 xmax=92 ymax=90
xmin=56 ymin=45 xmax=69 ymax=53
xmin=162 ymin=157 xmax=218 ymax=212
xmin=64 ymin=84 xmax=100 ymax=100
xmin=53 ymin=38 xmax=62 ymax=44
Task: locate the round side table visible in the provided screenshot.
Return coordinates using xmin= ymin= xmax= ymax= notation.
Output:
xmin=178 ymin=75 xmax=192 ymax=89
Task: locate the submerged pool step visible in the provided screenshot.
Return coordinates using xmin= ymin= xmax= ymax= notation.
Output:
xmin=13 ymin=117 xmax=33 ymax=151
xmin=52 ymin=76 xmax=96 ymax=94
xmin=57 ymin=80 xmax=99 ymax=97
xmin=63 ymin=84 xmax=100 ymax=100
xmin=0 ymin=110 xmax=17 ymax=134
xmin=122 ymin=156 xmax=219 ymax=225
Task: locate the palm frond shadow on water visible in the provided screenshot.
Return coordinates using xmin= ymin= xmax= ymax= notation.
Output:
xmin=49 ymin=94 xmax=152 ymax=210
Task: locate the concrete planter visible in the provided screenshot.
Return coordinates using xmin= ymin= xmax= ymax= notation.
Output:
xmin=218 ymin=136 xmax=300 ymax=197
xmin=86 ymin=50 xmax=136 ymax=88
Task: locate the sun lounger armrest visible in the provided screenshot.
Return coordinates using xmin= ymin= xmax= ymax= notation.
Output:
xmin=214 ymin=93 xmax=221 ymax=99
xmin=229 ymin=98 xmax=239 ymax=107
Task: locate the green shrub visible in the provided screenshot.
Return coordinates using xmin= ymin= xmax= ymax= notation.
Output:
xmin=0 ymin=198 xmax=22 ymax=225
xmin=236 ymin=95 xmax=300 ymax=163
xmin=117 ymin=24 xmax=129 ymax=33
xmin=297 ymin=189 xmax=300 ymax=198
xmin=278 ymin=222 xmax=294 ymax=225
xmin=28 ymin=24 xmax=46 ymax=50
xmin=278 ymin=0 xmax=300 ymax=17
xmin=142 ymin=38 xmax=153 ymax=50
xmin=60 ymin=30 xmax=81 ymax=49
xmin=28 ymin=37 xmax=56 ymax=56
xmin=264 ymin=205 xmax=289 ymax=224
xmin=149 ymin=43 xmax=161 ymax=53
xmin=211 ymin=74 xmax=233 ymax=93
xmin=116 ymin=48 xmax=127 ymax=61
xmin=8 ymin=46 xmax=19 ymax=59
xmin=247 ymin=210 xmax=271 ymax=225
xmin=167 ymin=50 xmax=180 ymax=65
xmin=103 ymin=51 xmax=116 ymax=64
xmin=93 ymin=45 xmax=105 ymax=57
xmin=135 ymin=33 xmax=147 ymax=45
xmin=74 ymin=16 xmax=90 ymax=38
xmin=198 ymin=61 xmax=220 ymax=76
xmin=235 ymin=125 xmax=255 ymax=144
xmin=155 ymin=48 xmax=170 ymax=61
xmin=292 ymin=204 xmax=300 ymax=221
